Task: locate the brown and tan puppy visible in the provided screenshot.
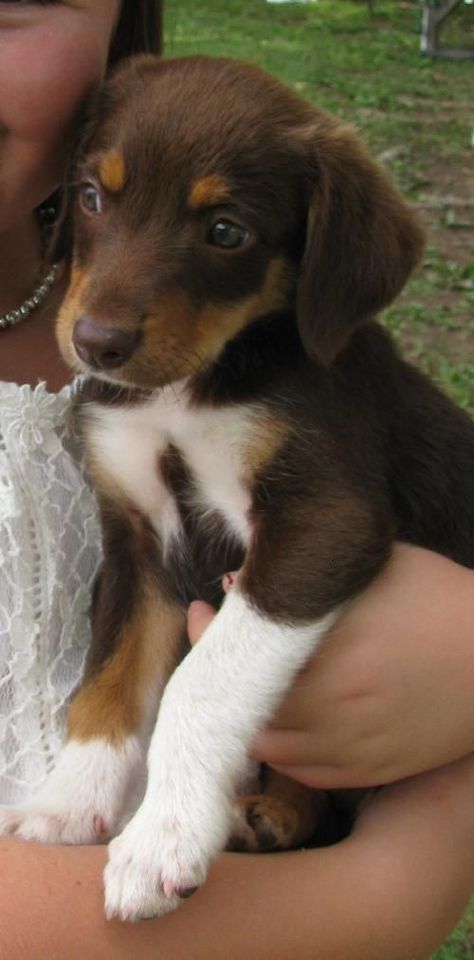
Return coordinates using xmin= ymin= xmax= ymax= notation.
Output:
xmin=0 ymin=56 xmax=472 ymax=921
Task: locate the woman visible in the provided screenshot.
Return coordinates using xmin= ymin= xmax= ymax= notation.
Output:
xmin=0 ymin=2 xmax=473 ymax=956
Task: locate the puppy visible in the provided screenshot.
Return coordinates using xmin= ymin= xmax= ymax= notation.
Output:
xmin=1 ymin=55 xmax=473 ymax=922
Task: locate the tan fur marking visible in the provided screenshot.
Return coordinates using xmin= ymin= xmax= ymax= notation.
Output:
xmin=58 ymin=256 xmax=295 ymax=392
xmin=114 ymin=257 xmax=295 ymax=388
xmin=243 ymin=414 xmax=288 ymax=479
xmin=98 ymin=150 xmax=127 ymax=193
xmin=55 ymin=263 xmax=89 ymax=371
xmin=195 ymin=257 xmax=295 ymax=363
xmin=188 ymin=174 xmax=229 ymax=209
xmin=69 ymin=588 xmax=185 ymax=743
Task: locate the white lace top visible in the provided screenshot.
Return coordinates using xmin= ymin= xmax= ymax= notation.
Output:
xmin=0 ymin=381 xmax=101 ymax=804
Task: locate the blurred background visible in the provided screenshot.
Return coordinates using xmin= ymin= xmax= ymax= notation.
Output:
xmin=164 ymin=3 xmax=473 ymax=957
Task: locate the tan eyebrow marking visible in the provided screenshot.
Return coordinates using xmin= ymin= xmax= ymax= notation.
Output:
xmin=188 ymin=174 xmax=230 ymax=209
xmin=98 ymin=150 xmax=127 ymax=193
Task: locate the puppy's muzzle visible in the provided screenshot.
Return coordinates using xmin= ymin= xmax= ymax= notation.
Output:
xmin=73 ymin=315 xmax=140 ymax=371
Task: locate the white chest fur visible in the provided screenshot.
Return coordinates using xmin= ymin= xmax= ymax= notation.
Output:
xmin=84 ymin=385 xmax=256 ymax=550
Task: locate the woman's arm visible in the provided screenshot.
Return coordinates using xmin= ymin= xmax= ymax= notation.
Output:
xmin=1 ymin=755 xmax=473 ymax=960
xmin=3 ymin=543 xmax=472 ymax=959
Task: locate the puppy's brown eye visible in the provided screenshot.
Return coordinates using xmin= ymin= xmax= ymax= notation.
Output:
xmin=79 ymin=183 xmax=102 ymax=215
xmin=207 ymin=219 xmax=249 ymax=250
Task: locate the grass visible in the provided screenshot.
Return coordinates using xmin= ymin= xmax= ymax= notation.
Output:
xmin=163 ymin=3 xmax=473 ymax=957
xmin=435 ymin=901 xmax=474 ymax=960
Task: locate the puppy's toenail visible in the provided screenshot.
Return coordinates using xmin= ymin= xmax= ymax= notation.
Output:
xmin=178 ymin=885 xmax=199 ymax=899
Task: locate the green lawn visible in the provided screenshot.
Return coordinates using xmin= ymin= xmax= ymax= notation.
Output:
xmin=163 ymin=2 xmax=473 ymax=956
xmin=435 ymin=902 xmax=474 ymax=960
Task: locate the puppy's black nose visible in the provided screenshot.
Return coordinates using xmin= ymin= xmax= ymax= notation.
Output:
xmin=73 ymin=315 xmax=139 ymax=370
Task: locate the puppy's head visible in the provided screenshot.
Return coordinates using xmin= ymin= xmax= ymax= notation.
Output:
xmin=56 ymin=55 xmax=424 ymax=387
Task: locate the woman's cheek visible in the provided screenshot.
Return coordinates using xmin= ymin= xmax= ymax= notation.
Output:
xmin=0 ymin=25 xmax=110 ymax=141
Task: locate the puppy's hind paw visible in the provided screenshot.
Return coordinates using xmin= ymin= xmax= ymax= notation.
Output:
xmin=0 ymin=807 xmax=25 ymax=838
xmin=0 ymin=804 xmax=111 ymax=845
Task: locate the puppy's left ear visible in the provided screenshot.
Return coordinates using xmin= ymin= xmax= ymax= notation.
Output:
xmin=296 ymin=123 xmax=425 ymax=365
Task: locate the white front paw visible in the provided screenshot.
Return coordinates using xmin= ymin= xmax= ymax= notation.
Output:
xmin=0 ymin=737 xmax=144 ymax=846
xmin=103 ymin=798 xmax=227 ymax=921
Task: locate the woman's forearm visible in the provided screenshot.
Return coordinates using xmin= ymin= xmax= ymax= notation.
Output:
xmin=1 ymin=756 xmax=473 ymax=960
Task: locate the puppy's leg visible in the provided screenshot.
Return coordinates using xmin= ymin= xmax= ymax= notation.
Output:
xmin=103 ymin=590 xmax=337 ymax=920
xmin=222 ymin=576 xmax=334 ymax=854
xmin=0 ymin=506 xmax=185 ymax=845
xmin=104 ymin=485 xmax=390 ymax=921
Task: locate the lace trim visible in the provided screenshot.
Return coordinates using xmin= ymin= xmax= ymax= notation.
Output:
xmin=0 ymin=381 xmax=101 ymax=803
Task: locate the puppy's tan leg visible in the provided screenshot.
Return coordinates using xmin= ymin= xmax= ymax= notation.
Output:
xmin=0 ymin=505 xmax=186 ymax=845
xmin=229 ymin=769 xmax=336 ymax=852
xmin=71 ymin=576 xmax=184 ymax=749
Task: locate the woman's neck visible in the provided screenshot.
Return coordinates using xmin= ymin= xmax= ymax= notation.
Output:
xmin=0 ymin=214 xmax=43 ymax=316
xmin=0 ymin=216 xmax=71 ymax=391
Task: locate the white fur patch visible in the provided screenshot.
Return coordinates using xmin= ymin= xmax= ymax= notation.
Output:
xmin=0 ymin=737 xmax=144 ymax=844
xmin=85 ymin=384 xmax=261 ymax=550
xmin=104 ymin=591 xmax=338 ymax=920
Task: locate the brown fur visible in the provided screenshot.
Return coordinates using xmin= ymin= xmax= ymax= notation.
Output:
xmin=56 ymin=56 xmax=424 ymax=380
xmin=56 ymin=55 xmax=473 ymax=851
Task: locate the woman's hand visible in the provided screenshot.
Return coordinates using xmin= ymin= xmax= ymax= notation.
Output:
xmin=187 ymin=545 xmax=474 ymax=788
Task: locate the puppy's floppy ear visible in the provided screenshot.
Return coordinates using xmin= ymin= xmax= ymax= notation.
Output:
xmin=296 ymin=123 xmax=425 ymax=365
